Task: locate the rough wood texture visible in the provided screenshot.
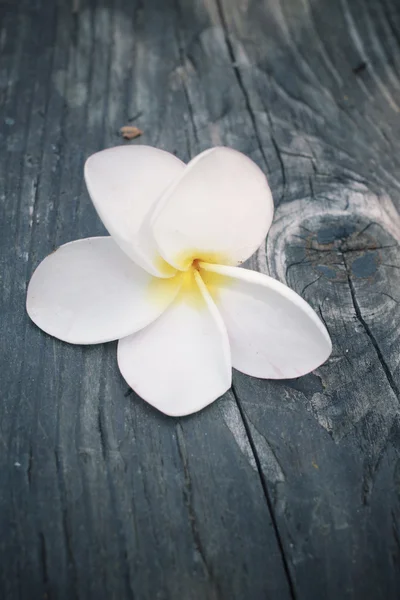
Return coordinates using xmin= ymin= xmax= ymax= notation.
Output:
xmin=1 ymin=0 xmax=400 ymax=598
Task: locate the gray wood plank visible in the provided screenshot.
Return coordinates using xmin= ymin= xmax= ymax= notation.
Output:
xmin=1 ymin=0 xmax=400 ymax=598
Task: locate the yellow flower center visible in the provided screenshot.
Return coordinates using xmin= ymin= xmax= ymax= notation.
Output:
xmin=148 ymin=252 xmax=231 ymax=311
xmin=172 ymin=249 xmax=230 ymax=272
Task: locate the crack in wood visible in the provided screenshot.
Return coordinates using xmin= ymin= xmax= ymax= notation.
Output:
xmin=343 ymin=253 xmax=400 ymax=403
xmin=231 ymin=385 xmax=298 ymax=600
xmin=54 ymin=449 xmax=78 ymax=595
xmin=214 ymin=0 xmax=272 ymax=174
xmin=176 ymin=423 xmax=220 ymax=598
xmin=39 ymin=531 xmax=50 ymax=592
xmin=174 ymin=0 xmax=200 ymax=153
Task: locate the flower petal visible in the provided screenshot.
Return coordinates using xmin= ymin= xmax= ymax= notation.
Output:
xmin=152 ymin=147 xmax=274 ymax=270
xmin=27 ymin=237 xmax=181 ymax=345
xmin=117 ymin=270 xmax=231 ymax=416
xmin=199 ymin=263 xmax=332 ymax=379
xmin=84 ymin=146 xmax=185 ymax=277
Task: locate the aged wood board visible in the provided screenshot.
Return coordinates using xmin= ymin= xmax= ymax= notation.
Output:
xmin=1 ymin=0 xmax=400 ymax=598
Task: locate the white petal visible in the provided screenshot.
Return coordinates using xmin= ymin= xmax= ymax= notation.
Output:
xmin=117 ymin=270 xmax=231 ymax=416
xmin=199 ymin=263 xmax=332 ymax=379
xmin=152 ymin=147 xmax=274 ymax=270
xmin=84 ymin=146 xmax=185 ymax=277
xmin=27 ymin=237 xmax=181 ymax=345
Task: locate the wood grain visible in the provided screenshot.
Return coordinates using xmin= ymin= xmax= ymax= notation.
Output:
xmin=1 ymin=0 xmax=400 ymax=598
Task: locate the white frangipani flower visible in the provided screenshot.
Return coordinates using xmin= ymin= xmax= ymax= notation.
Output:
xmin=27 ymin=146 xmax=331 ymax=416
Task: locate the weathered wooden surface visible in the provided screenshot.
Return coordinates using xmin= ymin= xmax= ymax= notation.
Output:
xmin=1 ymin=0 xmax=400 ymax=598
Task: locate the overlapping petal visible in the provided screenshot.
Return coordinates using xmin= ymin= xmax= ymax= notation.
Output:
xmin=152 ymin=147 xmax=274 ymax=270
xmin=84 ymin=146 xmax=185 ymax=277
xmin=27 ymin=237 xmax=181 ymax=345
xmin=199 ymin=263 xmax=332 ymax=379
xmin=117 ymin=270 xmax=231 ymax=416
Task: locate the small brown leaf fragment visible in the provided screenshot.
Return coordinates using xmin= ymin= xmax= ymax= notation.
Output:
xmin=120 ymin=125 xmax=143 ymax=140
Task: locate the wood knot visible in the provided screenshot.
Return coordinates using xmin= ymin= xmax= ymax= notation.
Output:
xmin=298 ymin=219 xmax=391 ymax=283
